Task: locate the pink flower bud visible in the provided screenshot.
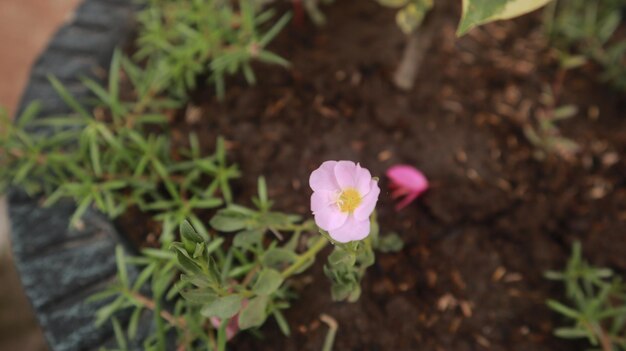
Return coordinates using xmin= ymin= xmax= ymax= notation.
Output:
xmin=386 ymin=165 xmax=428 ymax=211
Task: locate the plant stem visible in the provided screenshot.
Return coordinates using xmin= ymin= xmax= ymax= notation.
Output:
xmin=130 ymin=291 xmax=187 ymax=329
xmin=320 ymin=314 xmax=338 ymax=351
xmin=393 ymin=14 xmax=436 ymax=91
xmin=281 ymin=236 xmax=329 ymax=278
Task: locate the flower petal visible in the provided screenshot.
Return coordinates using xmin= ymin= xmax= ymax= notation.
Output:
xmin=355 ymin=163 xmax=373 ymax=194
xmin=395 ymin=192 xmax=419 ymax=211
xmin=328 ymin=215 xmax=371 ymax=243
xmin=334 ymin=160 xmax=357 ymax=189
xmin=354 ymin=180 xmax=380 ymax=221
xmin=386 ymin=164 xmax=428 ymax=192
xmin=313 ymin=206 xmax=348 ymax=231
xmin=309 ymin=161 xmax=339 ymax=192
xmin=311 ymin=190 xmax=336 ymax=213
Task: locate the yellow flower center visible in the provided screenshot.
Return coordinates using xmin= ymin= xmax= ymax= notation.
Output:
xmin=338 ymin=188 xmax=362 ymax=213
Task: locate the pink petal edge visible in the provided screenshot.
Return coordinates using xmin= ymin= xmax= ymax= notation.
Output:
xmin=353 ymin=180 xmax=380 ymax=221
xmin=328 ymin=215 xmax=371 ymax=243
xmin=309 ymin=160 xmax=340 ymax=192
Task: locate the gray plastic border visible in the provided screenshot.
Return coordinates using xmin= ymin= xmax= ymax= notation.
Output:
xmin=9 ymin=1 xmax=142 ymax=350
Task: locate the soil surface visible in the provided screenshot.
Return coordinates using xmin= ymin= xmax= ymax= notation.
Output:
xmin=122 ymin=1 xmax=626 ymax=350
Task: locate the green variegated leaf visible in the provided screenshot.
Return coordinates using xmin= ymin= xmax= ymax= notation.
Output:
xmin=457 ymin=0 xmax=553 ymax=36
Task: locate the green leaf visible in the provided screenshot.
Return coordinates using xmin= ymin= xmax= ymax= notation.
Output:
xmin=70 ymin=195 xmax=92 ymax=227
xmin=204 ymin=237 xmax=225 ymax=255
xmin=252 ymin=269 xmax=284 ymax=295
xmin=262 ymin=248 xmax=298 ymax=269
xmin=109 ymin=49 xmax=122 ymax=101
xmin=190 ymin=197 xmax=223 ymax=209
xmin=115 ymin=246 xmax=129 ymax=287
xmin=546 ymin=300 xmax=580 ymax=319
xmin=87 ymin=288 xmax=119 ymax=303
xmin=327 ymin=249 xmax=356 ymax=268
xmin=16 ymin=101 xmax=41 ymax=128
xmin=259 ymin=13 xmax=292 ymax=47
xmin=180 ymin=288 xmax=218 ymax=304
xmin=238 ymin=295 xmax=269 ymax=330
xmin=48 ymin=75 xmax=91 ymax=119
xmin=95 ymin=296 xmax=124 ymax=326
xmin=273 ymin=309 xmax=291 ymax=336
xmin=175 ymin=249 xmax=202 ymax=274
xmin=112 ymin=317 xmax=128 ymax=350
xmin=554 ymin=327 xmax=590 ymax=339
xmin=457 ymin=0 xmax=553 ymax=36
xmin=132 ymin=263 xmax=156 ymax=291
xmin=233 ymin=229 xmax=264 ymax=250
xmin=377 ymin=233 xmax=405 ymax=253
xmin=180 ymin=220 xmax=204 ymax=243
xmin=210 ymin=209 xmax=249 ymax=232
xmin=330 ymin=279 xmax=359 ymax=302
xmin=180 ymin=273 xmax=212 ymax=289
xmin=201 ymin=295 xmax=243 ymax=319
xmin=257 ymin=176 xmax=268 ymax=206
xmin=543 ymin=270 xmax=564 ymax=280
xmin=127 ymin=307 xmax=142 ymax=339
xmin=257 ymin=51 xmax=290 ymax=67
xmin=142 ymin=248 xmax=176 ymax=260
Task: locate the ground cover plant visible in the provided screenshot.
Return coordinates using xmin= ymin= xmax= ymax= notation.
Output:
xmin=547 ymin=242 xmax=626 ymax=351
xmin=544 ymin=0 xmax=626 ymax=90
xmin=135 ymin=0 xmax=292 ymax=99
xmin=1 ymin=0 xmax=626 ymax=350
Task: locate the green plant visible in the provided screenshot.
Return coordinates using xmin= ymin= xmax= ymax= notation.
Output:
xmin=135 ymin=0 xmax=291 ymax=99
xmin=93 ymin=177 xmax=403 ymax=350
xmin=0 ymin=51 xmax=239 ymax=241
xmin=544 ymin=0 xmax=626 ymax=90
xmin=523 ymin=84 xmax=580 ymax=160
xmin=376 ymin=0 xmax=433 ymax=34
xmin=0 ymin=53 xmax=403 ymax=348
xmin=546 ymin=242 xmax=626 ymax=351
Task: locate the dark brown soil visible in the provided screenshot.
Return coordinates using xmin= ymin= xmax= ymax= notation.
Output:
xmin=124 ymin=1 xmax=626 ymax=350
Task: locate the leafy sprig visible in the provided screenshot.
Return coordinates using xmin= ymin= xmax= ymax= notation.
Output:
xmin=135 ymin=0 xmax=292 ymax=99
xmin=544 ymin=0 xmax=626 ymax=91
xmin=94 ymin=177 xmax=402 ymax=349
xmin=0 ymin=51 xmax=239 ymax=241
xmin=546 ymin=242 xmax=626 ymax=351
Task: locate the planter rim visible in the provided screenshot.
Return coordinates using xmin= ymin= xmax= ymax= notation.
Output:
xmin=10 ymin=1 xmax=139 ymax=350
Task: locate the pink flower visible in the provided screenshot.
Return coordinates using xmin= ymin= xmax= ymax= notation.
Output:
xmin=309 ymin=161 xmax=380 ymax=243
xmin=386 ymin=165 xmax=428 ymax=211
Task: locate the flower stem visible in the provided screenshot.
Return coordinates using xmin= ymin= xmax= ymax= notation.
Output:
xmin=320 ymin=314 xmax=338 ymax=351
xmin=281 ymin=236 xmax=329 ymax=279
xmin=128 ymin=290 xmax=187 ymax=329
xmin=392 ymin=13 xmax=435 ymax=91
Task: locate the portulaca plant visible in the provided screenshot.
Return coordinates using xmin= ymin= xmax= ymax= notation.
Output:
xmin=94 ymin=160 xmax=404 ymax=350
